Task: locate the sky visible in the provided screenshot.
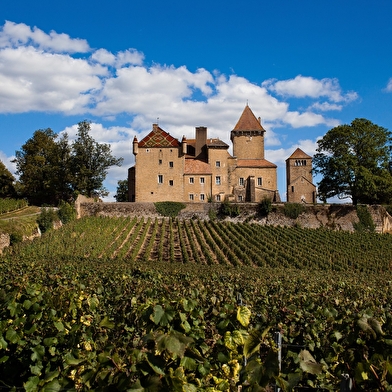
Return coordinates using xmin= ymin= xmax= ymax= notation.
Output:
xmin=1 ymin=0 xmax=392 ymax=202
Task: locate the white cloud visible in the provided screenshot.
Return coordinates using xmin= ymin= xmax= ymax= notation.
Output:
xmin=263 ymin=75 xmax=358 ymax=103
xmin=308 ymin=102 xmax=343 ymax=112
xmin=91 ymin=48 xmax=145 ymax=67
xmin=386 ymin=78 xmax=392 ymax=92
xmin=0 ymin=46 xmax=106 ymax=113
xmin=283 ymin=111 xmax=339 ymax=128
xmin=0 ymin=21 xmax=89 ymax=53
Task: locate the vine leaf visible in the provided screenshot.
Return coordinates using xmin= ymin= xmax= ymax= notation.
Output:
xmin=237 ymin=305 xmax=251 ymax=327
xmin=299 ymin=350 xmax=323 ymax=375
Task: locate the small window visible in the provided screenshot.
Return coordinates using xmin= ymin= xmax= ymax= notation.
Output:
xmin=189 ymin=194 xmax=194 ymax=201
xmin=257 ymin=177 xmax=262 ymax=186
xmin=169 ymin=161 xmax=173 ymax=168
xmin=159 ymin=159 xmax=162 ymax=165
xmin=291 ymin=186 xmax=294 ymax=192
xmin=239 ymin=177 xmax=244 ymax=186
xmin=146 ymin=149 xmax=150 ymax=153
xmin=189 ymin=177 xmax=194 ymax=184
xmin=169 ymin=180 xmax=173 ymax=186
xmin=238 ymin=195 xmax=243 ymax=202
xmin=216 ymin=161 xmax=221 ymax=167
xmin=216 ymin=176 xmax=221 ymax=185
xmin=200 ymin=194 xmax=205 ymax=201
xmin=200 ymin=177 xmax=205 ymax=184
xmin=216 ymin=194 xmax=221 ymax=201
xmin=158 ymin=175 xmax=163 ymax=184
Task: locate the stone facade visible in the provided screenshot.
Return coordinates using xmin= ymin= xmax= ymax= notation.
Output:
xmin=286 ymin=148 xmax=316 ymax=203
xmin=129 ymin=105 xmax=281 ymax=203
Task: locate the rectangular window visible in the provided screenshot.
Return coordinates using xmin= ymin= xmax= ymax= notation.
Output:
xmin=291 ymin=186 xmax=294 ymax=192
xmin=200 ymin=193 xmax=205 ymax=201
xmin=189 ymin=177 xmax=194 ymax=184
xmin=189 ymin=194 xmax=194 ymax=201
xmin=158 ymin=175 xmax=163 ymax=184
xmin=216 ymin=176 xmax=221 ymax=185
xmin=169 ymin=180 xmax=173 ymax=186
xmin=158 ymin=159 xmax=162 ymax=165
xmin=257 ymin=177 xmax=262 ymax=186
xmin=238 ymin=195 xmax=243 ymax=202
xmin=216 ymin=194 xmax=221 ymax=201
xmin=169 ymin=161 xmax=173 ymax=168
xmin=239 ymin=177 xmax=244 ymax=186
xmin=200 ymin=177 xmax=205 ymax=184
xmin=216 ymin=161 xmax=221 ymax=167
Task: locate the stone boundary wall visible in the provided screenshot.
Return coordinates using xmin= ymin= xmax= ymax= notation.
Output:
xmin=78 ymin=201 xmax=392 ymax=233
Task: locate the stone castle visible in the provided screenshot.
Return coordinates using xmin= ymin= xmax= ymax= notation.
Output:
xmin=128 ymin=105 xmax=316 ymax=203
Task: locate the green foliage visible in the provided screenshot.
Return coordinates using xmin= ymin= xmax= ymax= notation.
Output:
xmin=36 ymin=207 xmax=58 ymax=233
xmin=12 ymin=122 xmax=123 ymax=205
xmin=258 ymin=197 xmax=272 ymax=216
xmin=313 ymin=118 xmax=392 ymax=204
xmin=154 ymin=201 xmax=186 ymax=217
xmin=57 ymin=201 xmax=76 ymax=224
xmin=208 ymin=207 xmax=217 ymax=220
xmin=284 ymin=202 xmax=305 ymax=219
xmin=114 ymin=179 xmax=129 ymax=202
xmin=0 ymin=160 xmax=16 ymax=198
xmin=70 ymin=121 xmax=123 ymax=198
xmin=0 ymin=198 xmax=28 ymax=214
xmin=354 ymin=205 xmax=376 ymax=232
xmin=2 ymin=217 xmax=392 ymax=390
xmin=9 ymin=231 xmax=23 ymax=245
xmin=219 ymin=199 xmax=241 ymax=217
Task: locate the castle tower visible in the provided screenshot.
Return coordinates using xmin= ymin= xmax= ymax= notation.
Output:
xmin=286 ymin=148 xmax=316 ymax=203
xmin=230 ymin=105 xmax=266 ymax=159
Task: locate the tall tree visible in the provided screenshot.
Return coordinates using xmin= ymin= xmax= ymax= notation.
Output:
xmin=114 ymin=179 xmax=129 ymax=202
xmin=0 ymin=160 xmax=16 ymax=198
xmin=12 ymin=129 xmax=65 ymax=205
xmin=70 ymin=121 xmax=123 ymax=198
xmin=313 ymin=118 xmax=392 ymax=205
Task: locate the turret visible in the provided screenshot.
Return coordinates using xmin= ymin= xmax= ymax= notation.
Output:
xmin=132 ymin=136 xmax=138 ymax=155
xmin=181 ymin=135 xmax=187 ymax=155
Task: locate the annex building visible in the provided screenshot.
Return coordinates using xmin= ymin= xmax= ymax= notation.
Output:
xmin=128 ymin=105 xmax=316 ymax=203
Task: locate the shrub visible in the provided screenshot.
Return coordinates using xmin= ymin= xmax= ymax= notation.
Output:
xmin=9 ymin=232 xmax=23 ymax=245
xmin=154 ymin=201 xmax=186 ymax=217
xmin=219 ymin=199 xmax=240 ymax=217
xmin=258 ymin=197 xmax=272 ymax=216
xmin=58 ymin=201 xmax=76 ymax=224
xmin=284 ymin=203 xmax=305 ymax=219
xmin=354 ymin=205 xmax=375 ymax=232
xmin=37 ymin=207 xmax=58 ymax=233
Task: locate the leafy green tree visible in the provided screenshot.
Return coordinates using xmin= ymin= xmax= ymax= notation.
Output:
xmin=12 ymin=129 xmax=67 ymax=205
xmin=70 ymin=121 xmax=123 ymax=198
xmin=114 ymin=179 xmax=129 ymax=202
xmin=313 ymin=118 xmax=392 ymax=205
xmin=0 ymin=160 xmax=16 ymax=198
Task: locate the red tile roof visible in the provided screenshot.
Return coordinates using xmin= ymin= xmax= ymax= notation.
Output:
xmin=236 ymin=159 xmax=277 ymax=168
xmin=138 ymin=124 xmax=179 ymax=148
xmin=287 ymin=148 xmax=312 ymax=160
xmin=233 ymin=105 xmax=265 ymax=132
xmin=184 ymin=159 xmax=212 ymax=174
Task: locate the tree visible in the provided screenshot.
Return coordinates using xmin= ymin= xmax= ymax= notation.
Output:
xmin=0 ymin=160 xmax=16 ymax=198
xmin=313 ymin=118 xmax=392 ymax=205
xmin=12 ymin=129 xmax=67 ymax=205
xmin=70 ymin=121 xmax=123 ymax=198
xmin=114 ymin=179 xmax=129 ymax=202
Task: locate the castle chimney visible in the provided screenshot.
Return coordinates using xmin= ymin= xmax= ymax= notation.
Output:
xmin=195 ymin=126 xmax=207 ymax=159
xmin=181 ymin=135 xmax=187 ymax=155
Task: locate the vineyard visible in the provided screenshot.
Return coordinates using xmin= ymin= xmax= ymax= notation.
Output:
xmin=1 ymin=216 xmax=392 ymax=391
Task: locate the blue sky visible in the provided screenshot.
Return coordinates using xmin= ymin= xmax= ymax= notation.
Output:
xmin=1 ymin=0 xmax=392 ymax=201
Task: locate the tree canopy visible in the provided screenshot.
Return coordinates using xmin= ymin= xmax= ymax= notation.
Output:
xmin=114 ymin=179 xmax=129 ymax=202
xmin=0 ymin=160 xmax=16 ymax=198
xmin=12 ymin=121 xmax=123 ymax=205
xmin=313 ymin=118 xmax=392 ymax=205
